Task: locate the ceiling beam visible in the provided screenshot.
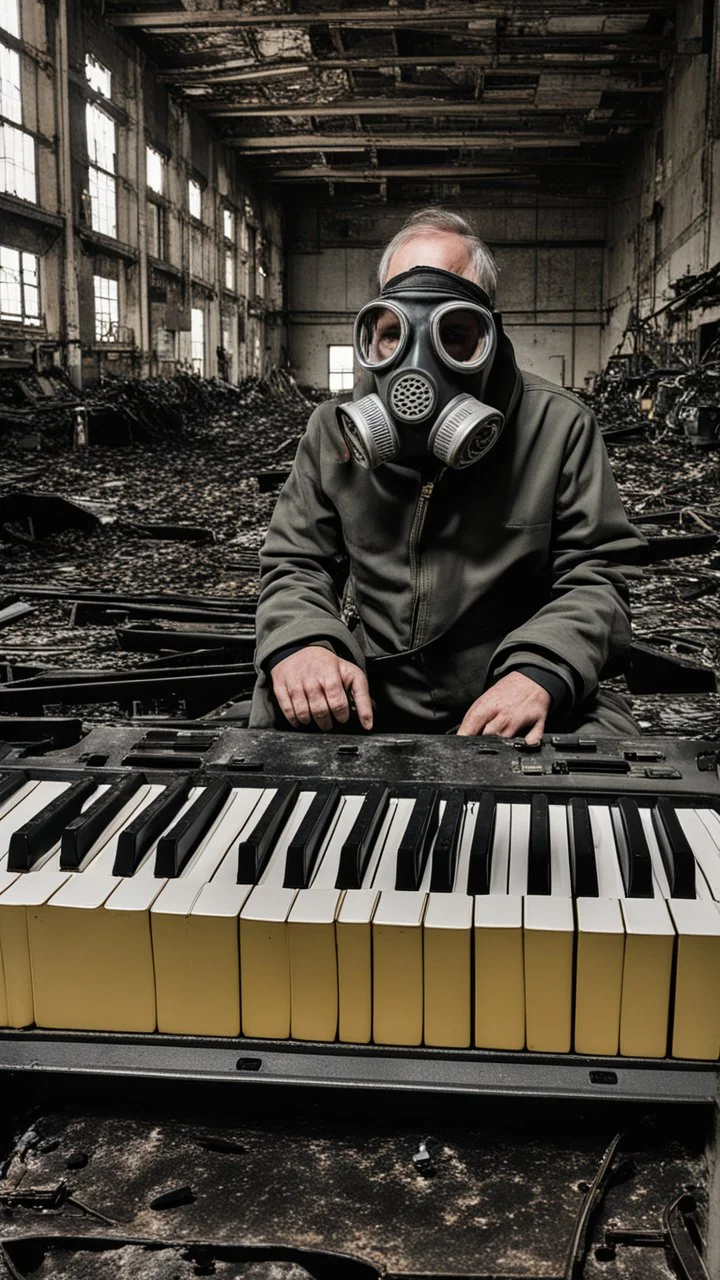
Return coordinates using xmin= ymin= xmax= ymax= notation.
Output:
xmin=264 ymin=162 xmax=621 ymax=181
xmin=204 ymin=99 xmax=648 ymax=119
xmin=108 ymin=5 xmax=673 ymax=29
xmin=226 ymin=133 xmax=594 ymax=152
xmin=158 ymin=54 xmax=664 ymax=85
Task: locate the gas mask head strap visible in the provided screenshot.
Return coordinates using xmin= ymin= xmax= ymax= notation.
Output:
xmin=379 ymin=265 xmax=493 ymax=311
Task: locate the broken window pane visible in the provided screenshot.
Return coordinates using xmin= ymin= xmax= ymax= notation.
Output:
xmin=85 ymin=53 xmax=111 ymax=99
xmin=0 ymin=42 xmax=22 ymax=123
xmin=224 ymin=249 xmax=234 ymax=291
xmin=86 ymin=102 xmax=115 ymax=170
xmin=223 ymin=208 xmax=234 ymax=241
xmin=0 ymin=121 xmax=35 ymax=201
xmin=188 ymin=179 xmax=201 ymax=220
xmin=191 ymin=307 xmax=204 ymax=375
xmin=146 ymin=145 xmax=164 ymax=195
xmin=88 ymin=165 xmax=116 ymax=237
xmin=93 ymin=274 xmax=119 ymax=342
xmin=0 ymin=0 xmax=19 ymax=39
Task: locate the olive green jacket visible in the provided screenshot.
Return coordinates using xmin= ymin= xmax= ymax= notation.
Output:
xmin=250 ymin=323 xmax=644 ymax=729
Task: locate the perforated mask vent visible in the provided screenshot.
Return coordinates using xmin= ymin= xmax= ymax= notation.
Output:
xmin=388 ymin=371 xmax=436 ymax=423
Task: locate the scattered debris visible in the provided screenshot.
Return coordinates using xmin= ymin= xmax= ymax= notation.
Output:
xmin=149 ymin=1185 xmax=196 ymax=1210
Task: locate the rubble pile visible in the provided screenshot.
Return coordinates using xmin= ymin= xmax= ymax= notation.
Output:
xmin=0 ymin=373 xmax=718 ymax=734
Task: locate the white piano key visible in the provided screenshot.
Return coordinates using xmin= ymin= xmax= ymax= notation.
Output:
xmin=507 ymin=803 xmax=530 ymax=895
xmin=424 ymin=883 xmax=473 ymax=1048
xmin=287 ymin=793 xmax=368 ymax=1042
xmin=0 ymin=780 xmax=71 ymax=863
xmin=574 ymin=896 xmax=624 ymax=1055
xmin=549 ymin=805 xmax=572 ymax=895
xmin=452 ymin=800 xmax=477 ymax=893
xmin=489 ymin=802 xmax=511 ymax=895
xmin=524 ymin=894 xmax=574 ymax=1053
xmin=588 ymin=805 xmax=626 ymax=897
xmin=681 ymin=810 xmax=720 ymax=900
xmin=667 ymin=897 xmax=720 ymax=1060
xmin=0 ymin=778 xmax=41 ymax=823
xmin=0 ymin=783 xmax=110 ymax=1029
xmin=239 ymin=789 xmax=319 ymax=1039
xmin=370 ymin=797 xmax=419 ymax=890
xmin=27 ymin=783 xmax=167 ymax=1032
xmin=151 ymin=786 xmax=273 ymax=1037
xmin=335 ymin=794 xmax=399 ymax=1045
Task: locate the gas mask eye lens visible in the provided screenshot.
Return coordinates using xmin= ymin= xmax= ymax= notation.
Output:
xmin=432 ymin=304 xmax=496 ymax=371
xmin=355 ymin=303 xmax=407 ymax=369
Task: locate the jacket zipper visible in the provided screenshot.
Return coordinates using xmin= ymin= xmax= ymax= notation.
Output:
xmin=408 ymin=478 xmax=437 ymax=648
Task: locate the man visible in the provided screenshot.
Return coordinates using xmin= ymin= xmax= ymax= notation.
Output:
xmin=250 ymin=208 xmax=643 ymax=743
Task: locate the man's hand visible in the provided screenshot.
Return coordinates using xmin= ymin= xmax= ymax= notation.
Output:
xmin=457 ymin=671 xmax=551 ymax=744
xmin=270 ymin=645 xmax=373 ymax=732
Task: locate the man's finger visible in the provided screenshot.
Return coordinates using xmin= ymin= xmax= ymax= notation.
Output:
xmin=289 ymin=687 xmax=313 ymax=726
xmin=456 ymin=703 xmax=493 ymax=736
xmin=344 ymin=667 xmax=374 ymax=730
xmin=524 ymin=717 xmax=546 ymax=746
xmin=307 ymin=690 xmax=334 ymax=732
xmin=324 ymin=678 xmax=350 ymax=723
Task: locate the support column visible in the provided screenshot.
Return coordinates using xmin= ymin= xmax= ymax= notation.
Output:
xmin=56 ymin=0 xmax=81 ymax=389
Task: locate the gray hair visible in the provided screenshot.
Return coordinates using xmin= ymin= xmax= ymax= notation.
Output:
xmin=377 ymin=207 xmax=498 ymax=303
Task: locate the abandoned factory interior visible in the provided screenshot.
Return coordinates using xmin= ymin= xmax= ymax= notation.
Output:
xmin=1 ymin=0 xmax=720 ymax=1278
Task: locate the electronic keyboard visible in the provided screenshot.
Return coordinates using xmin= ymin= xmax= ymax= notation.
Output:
xmin=0 ymin=727 xmax=717 ymax=1102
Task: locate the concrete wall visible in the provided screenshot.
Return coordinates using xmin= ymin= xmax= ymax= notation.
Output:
xmin=603 ymin=0 xmax=720 ymax=362
xmin=286 ymin=198 xmax=606 ymax=391
xmin=0 ymin=0 xmax=285 ymax=385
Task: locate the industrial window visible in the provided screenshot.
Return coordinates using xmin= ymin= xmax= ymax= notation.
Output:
xmin=328 ymin=345 xmax=354 ymax=392
xmin=93 ymin=274 xmax=119 ymax=342
xmin=223 ymin=208 xmax=234 ymax=241
xmin=0 ymin=121 xmax=35 ymax=201
xmin=224 ymin=249 xmax=234 ymax=291
xmin=0 ymin=42 xmax=22 ymax=122
xmin=0 ymin=0 xmax=19 ymax=39
xmin=85 ymin=53 xmax=111 ymax=100
xmin=146 ymin=145 xmax=164 ymax=196
xmin=188 ymin=178 xmax=201 ymax=220
xmin=147 ymin=201 xmax=166 ymax=260
xmin=191 ymin=307 xmax=204 ymax=375
xmin=0 ymin=246 xmax=40 ymax=325
xmin=86 ymin=102 xmax=116 ymax=237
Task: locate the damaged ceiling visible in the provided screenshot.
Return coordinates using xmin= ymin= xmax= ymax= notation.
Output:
xmin=106 ymin=1 xmax=676 ymax=199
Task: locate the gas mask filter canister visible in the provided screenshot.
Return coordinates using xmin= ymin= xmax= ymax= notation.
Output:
xmin=336 ymin=266 xmax=505 ymax=469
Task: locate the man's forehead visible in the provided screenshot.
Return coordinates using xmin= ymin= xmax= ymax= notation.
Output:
xmin=385 ymin=231 xmax=473 ymax=281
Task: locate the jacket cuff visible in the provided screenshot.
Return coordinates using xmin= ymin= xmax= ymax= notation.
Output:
xmin=255 ymin=619 xmax=366 ymax=674
xmin=506 ymin=664 xmax=570 ymax=713
xmin=264 ymin=638 xmax=335 ymax=673
xmin=491 ymin=648 xmax=578 ymax=707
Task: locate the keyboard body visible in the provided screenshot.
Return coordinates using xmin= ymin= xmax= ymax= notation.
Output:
xmin=0 ymin=727 xmax=718 ymax=1102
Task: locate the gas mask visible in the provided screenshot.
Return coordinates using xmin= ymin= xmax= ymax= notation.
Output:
xmin=336 ymin=266 xmax=504 ymax=470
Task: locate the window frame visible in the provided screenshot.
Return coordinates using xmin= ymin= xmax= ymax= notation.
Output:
xmin=328 ymin=343 xmax=354 ymax=393
xmin=93 ymin=272 xmax=119 ymax=343
xmin=0 ymin=243 xmax=41 ymax=326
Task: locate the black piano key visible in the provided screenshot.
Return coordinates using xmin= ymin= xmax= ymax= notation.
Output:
xmin=60 ymin=773 xmax=145 ymax=870
xmin=113 ymin=778 xmax=191 ymax=876
xmin=568 ymin=798 xmax=598 ymax=897
xmin=335 ymin=784 xmax=390 ymax=890
xmin=284 ymin=783 xmax=342 ymax=889
xmin=237 ymin=780 xmax=300 ymax=883
xmin=615 ymin=798 xmax=654 ymax=898
xmin=527 ymin=795 xmax=551 ymax=895
xmin=466 ymin=793 xmax=496 ymax=895
xmin=155 ymin=778 xmax=232 ymax=878
xmin=430 ymin=793 xmax=465 ymax=893
xmin=395 ymin=789 xmax=440 ymax=891
xmin=651 ymin=799 xmax=696 ymax=899
xmin=0 ymin=771 xmax=28 ymax=809
xmin=7 ymin=778 xmax=98 ymax=871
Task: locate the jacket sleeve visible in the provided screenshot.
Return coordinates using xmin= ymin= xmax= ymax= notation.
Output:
xmin=489 ymin=408 xmax=645 ymax=703
xmin=254 ymin=408 xmax=366 ymax=673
